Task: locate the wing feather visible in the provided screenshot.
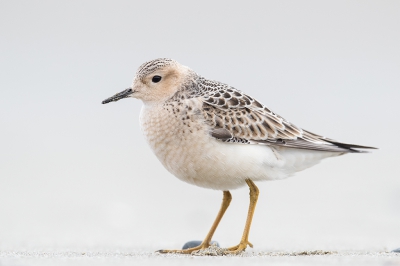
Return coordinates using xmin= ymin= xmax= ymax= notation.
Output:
xmin=196 ymin=77 xmax=376 ymax=153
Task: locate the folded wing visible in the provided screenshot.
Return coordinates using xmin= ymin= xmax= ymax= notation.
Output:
xmin=197 ymin=77 xmax=376 ymax=153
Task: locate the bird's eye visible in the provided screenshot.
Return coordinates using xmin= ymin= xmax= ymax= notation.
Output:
xmin=152 ymin=75 xmax=162 ymax=83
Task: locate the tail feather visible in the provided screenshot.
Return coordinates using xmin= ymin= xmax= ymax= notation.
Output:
xmin=324 ymin=139 xmax=377 ymax=153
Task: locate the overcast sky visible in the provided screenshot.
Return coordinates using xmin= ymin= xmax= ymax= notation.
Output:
xmin=0 ymin=0 xmax=399 ymax=251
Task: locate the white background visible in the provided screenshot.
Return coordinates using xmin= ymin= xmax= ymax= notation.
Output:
xmin=1 ymin=0 xmax=399 ymax=254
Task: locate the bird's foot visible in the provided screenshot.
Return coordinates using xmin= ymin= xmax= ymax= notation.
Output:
xmin=156 ymin=242 xmax=210 ymax=254
xmin=227 ymin=240 xmax=253 ymax=254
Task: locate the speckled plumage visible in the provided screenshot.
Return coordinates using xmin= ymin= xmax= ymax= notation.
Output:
xmin=104 ymin=58 xmax=375 ymax=190
xmin=136 ymin=58 xmax=175 ymax=79
xmin=102 ymin=58 xmax=376 ymax=253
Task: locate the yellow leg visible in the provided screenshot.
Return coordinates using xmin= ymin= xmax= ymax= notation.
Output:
xmin=157 ymin=190 xmax=232 ymax=254
xmin=227 ymin=179 xmax=259 ymax=254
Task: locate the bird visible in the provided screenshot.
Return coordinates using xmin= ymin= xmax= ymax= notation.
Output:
xmin=102 ymin=58 xmax=376 ymax=254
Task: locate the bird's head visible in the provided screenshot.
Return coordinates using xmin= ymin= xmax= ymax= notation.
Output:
xmin=102 ymin=58 xmax=191 ymax=105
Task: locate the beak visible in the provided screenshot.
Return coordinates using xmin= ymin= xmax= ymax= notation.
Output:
xmin=102 ymin=88 xmax=134 ymax=104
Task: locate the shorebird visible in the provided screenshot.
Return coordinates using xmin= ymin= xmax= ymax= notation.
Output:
xmin=102 ymin=58 xmax=376 ymax=254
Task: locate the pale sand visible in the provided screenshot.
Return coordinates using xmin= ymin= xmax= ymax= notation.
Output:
xmin=1 ymin=249 xmax=399 ymax=266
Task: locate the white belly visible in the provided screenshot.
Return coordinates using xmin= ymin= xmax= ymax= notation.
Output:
xmin=139 ymin=104 xmax=341 ymax=190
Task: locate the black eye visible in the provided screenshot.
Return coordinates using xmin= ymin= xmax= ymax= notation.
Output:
xmin=152 ymin=75 xmax=162 ymax=83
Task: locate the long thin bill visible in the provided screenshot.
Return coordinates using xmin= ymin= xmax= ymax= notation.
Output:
xmin=102 ymin=88 xmax=133 ymax=104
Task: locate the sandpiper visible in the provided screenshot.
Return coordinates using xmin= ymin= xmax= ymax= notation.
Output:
xmin=102 ymin=58 xmax=376 ymax=254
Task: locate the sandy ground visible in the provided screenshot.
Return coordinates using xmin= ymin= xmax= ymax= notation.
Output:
xmin=1 ymin=249 xmax=399 ymax=266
